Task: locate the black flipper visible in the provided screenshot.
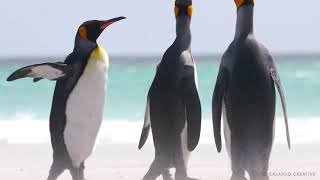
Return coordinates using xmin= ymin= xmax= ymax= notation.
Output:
xmin=33 ymin=78 xmax=43 ymax=83
xmin=182 ymin=74 xmax=202 ymax=151
xmin=270 ymin=67 xmax=291 ymax=149
xmin=138 ymin=97 xmax=151 ymax=149
xmin=7 ymin=62 xmax=73 ymax=82
xmin=267 ymin=53 xmax=291 ymax=150
xmin=212 ymin=66 xmax=228 ymax=153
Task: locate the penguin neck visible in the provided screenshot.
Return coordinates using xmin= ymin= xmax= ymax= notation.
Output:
xmin=74 ymin=35 xmax=97 ymax=53
xmin=175 ymin=16 xmax=191 ymax=50
xmin=235 ymin=5 xmax=254 ymax=40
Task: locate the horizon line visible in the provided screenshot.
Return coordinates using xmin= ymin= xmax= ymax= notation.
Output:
xmin=1 ymin=52 xmax=320 ymax=60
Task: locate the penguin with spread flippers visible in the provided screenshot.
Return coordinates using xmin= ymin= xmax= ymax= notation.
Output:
xmin=7 ymin=17 xmax=126 ymax=180
xmin=212 ymin=1 xmax=290 ymax=180
xmin=138 ymin=0 xmax=201 ymax=180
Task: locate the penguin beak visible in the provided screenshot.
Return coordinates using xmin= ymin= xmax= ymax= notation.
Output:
xmin=100 ymin=16 xmax=126 ymax=30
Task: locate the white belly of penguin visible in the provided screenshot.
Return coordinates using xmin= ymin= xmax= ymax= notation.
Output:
xmin=64 ymin=49 xmax=108 ymax=168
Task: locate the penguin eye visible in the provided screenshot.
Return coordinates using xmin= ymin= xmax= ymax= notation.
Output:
xmin=79 ymin=27 xmax=89 ymax=41
xmin=187 ymin=5 xmax=193 ymax=17
xmin=174 ymin=6 xmax=179 ymax=17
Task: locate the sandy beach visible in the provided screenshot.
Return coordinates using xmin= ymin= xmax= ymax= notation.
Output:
xmin=0 ymin=143 xmax=319 ymax=180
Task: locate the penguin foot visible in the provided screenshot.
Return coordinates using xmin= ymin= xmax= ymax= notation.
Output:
xmin=142 ymin=174 xmax=158 ymax=180
xmin=175 ymin=177 xmax=200 ymax=180
xmin=231 ymin=175 xmax=247 ymax=180
xmin=231 ymin=168 xmax=247 ymax=180
xmin=162 ymin=174 xmax=174 ymax=180
xmin=162 ymin=169 xmax=174 ymax=180
xmin=186 ymin=177 xmax=200 ymax=180
xmin=70 ymin=167 xmax=85 ymax=180
xmin=163 ymin=177 xmax=174 ymax=180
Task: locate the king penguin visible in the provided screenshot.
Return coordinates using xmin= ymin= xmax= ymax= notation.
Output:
xmin=138 ymin=0 xmax=201 ymax=180
xmin=7 ymin=17 xmax=126 ymax=180
xmin=212 ymin=1 xmax=290 ymax=180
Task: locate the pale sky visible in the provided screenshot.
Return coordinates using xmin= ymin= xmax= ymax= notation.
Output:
xmin=0 ymin=0 xmax=319 ymax=57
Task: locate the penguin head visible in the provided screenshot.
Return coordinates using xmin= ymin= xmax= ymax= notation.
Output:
xmin=174 ymin=0 xmax=193 ymax=19
xmin=234 ymin=0 xmax=255 ymax=10
xmin=77 ymin=17 xmax=126 ymax=43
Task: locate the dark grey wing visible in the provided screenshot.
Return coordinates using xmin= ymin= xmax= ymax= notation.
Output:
xmin=138 ymin=64 xmax=161 ymax=149
xmin=268 ymin=55 xmax=291 ymax=150
xmin=7 ymin=62 xmax=73 ymax=82
xmin=212 ymin=65 xmax=228 ymax=153
xmin=33 ymin=78 xmax=43 ymax=83
xmin=138 ymin=95 xmax=151 ymax=149
xmin=182 ymin=65 xmax=202 ymax=151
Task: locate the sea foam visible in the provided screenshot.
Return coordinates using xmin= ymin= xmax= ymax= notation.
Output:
xmin=0 ymin=114 xmax=319 ymax=145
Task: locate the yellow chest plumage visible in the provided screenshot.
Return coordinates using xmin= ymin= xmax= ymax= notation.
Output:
xmin=85 ymin=45 xmax=109 ymax=73
xmin=90 ymin=45 xmax=106 ymax=62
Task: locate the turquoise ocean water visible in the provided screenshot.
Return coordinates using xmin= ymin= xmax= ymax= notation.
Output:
xmin=0 ymin=55 xmax=320 ymax=144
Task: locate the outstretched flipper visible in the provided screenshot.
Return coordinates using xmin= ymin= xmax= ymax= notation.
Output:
xmin=138 ymin=97 xmax=151 ymax=149
xmin=7 ymin=62 xmax=73 ymax=82
xmin=212 ymin=66 xmax=228 ymax=153
xmin=33 ymin=77 xmax=43 ymax=83
xmin=270 ymin=67 xmax=291 ymax=149
xmin=182 ymin=74 xmax=202 ymax=151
